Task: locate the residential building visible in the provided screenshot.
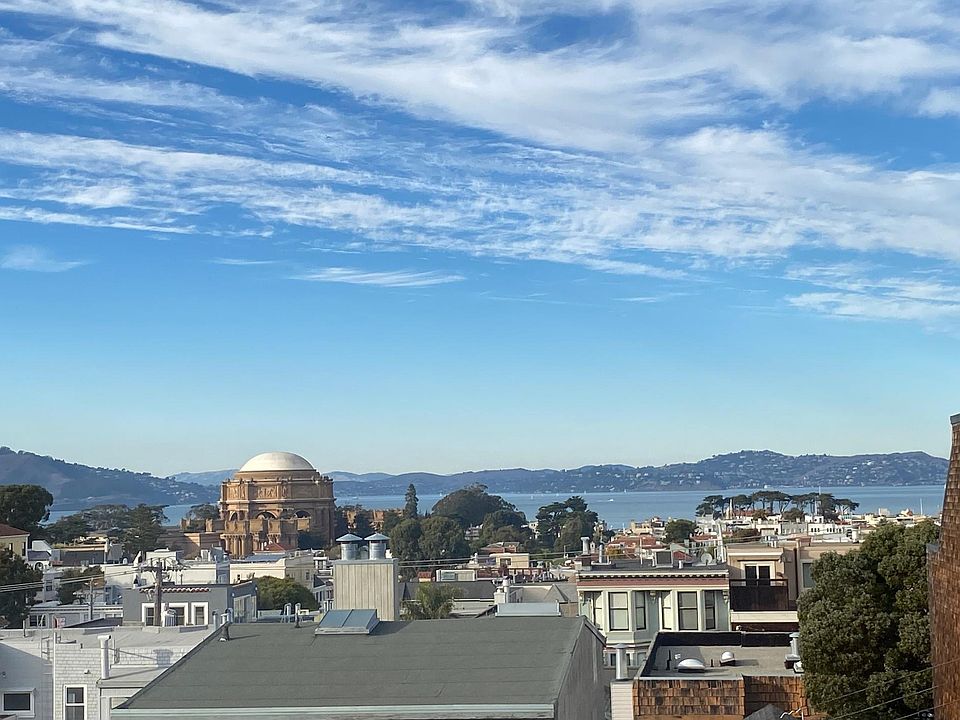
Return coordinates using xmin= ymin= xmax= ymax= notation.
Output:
xmin=230 ymin=550 xmax=315 ymax=588
xmin=0 ymin=624 xmax=211 ymax=720
xmin=577 ymin=559 xmax=730 ymax=665
xmin=114 ymin=614 xmax=607 ymax=720
xmin=0 ymin=525 xmax=29 ymax=558
xmin=120 ymin=582 xmax=257 ymax=626
xmin=929 ymin=412 xmax=960 ymax=720
xmin=610 ymin=630 xmax=816 ymax=720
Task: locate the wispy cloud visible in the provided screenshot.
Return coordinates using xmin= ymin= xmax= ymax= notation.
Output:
xmin=212 ymin=258 xmax=279 ymax=266
xmin=0 ymin=245 xmax=87 ymax=272
xmin=292 ymin=267 xmax=464 ymax=288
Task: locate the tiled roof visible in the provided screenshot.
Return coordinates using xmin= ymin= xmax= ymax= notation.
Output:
xmin=0 ymin=523 xmax=28 ymax=537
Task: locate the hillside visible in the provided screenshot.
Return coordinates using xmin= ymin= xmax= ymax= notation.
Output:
xmin=0 ymin=447 xmax=218 ymax=510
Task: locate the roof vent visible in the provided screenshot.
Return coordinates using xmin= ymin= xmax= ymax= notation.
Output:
xmin=336 ymin=534 xmax=363 ymax=561
xmin=719 ymin=651 xmax=736 ymax=666
xmin=365 ymin=533 xmax=390 ymax=560
xmin=677 ymin=658 xmax=707 ymax=673
xmin=314 ymin=609 xmax=379 ymax=635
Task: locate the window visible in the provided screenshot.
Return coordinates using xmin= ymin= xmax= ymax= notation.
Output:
xmin=660 ymin=592 xmax=673 ymax=630
xmin=167 ymin=604 xmax=187 ymax=626
xmin=2 ymin=691 xmax=33 ymax=716
xmin=745 ymin=564 xmax=772 ymax=586
xmin=64 ymin=687 xmax=85 ymax=720
xmin=192 ymin=603 xmax=208 ymax=626
xmin=801 ymin=562 xmax=815 ymax=589
xmin=632 ymin=591 xmax=647 ymax=630
xmin=704 ymin=590 xmax=717 ymax=630
xmin=581 ymin=591 xmax=603 ymax=627
xmin=142 ymin=606 xmax=156 ymax=626
xmin=678 ymin=591 xmax=699 ymax=630
xmin=608 ymin=592 xmax=629 ymax=631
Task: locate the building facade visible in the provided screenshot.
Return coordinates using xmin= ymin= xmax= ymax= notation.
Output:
xmin=929 ymin=412 xmax=960 ymax=720
xmin=219 ymin=452 xmax=335 ymax=556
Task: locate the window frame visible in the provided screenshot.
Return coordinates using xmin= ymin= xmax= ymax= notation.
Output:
xmin=191 ymin=602 xmax=209 ymax=626
xmin=704 ymin=590 xmax=717 ymax=630
xmin=677 ymin=591 xmax=699 ymax=631
xmin=2 ymin=690 xmax=35 ymax=717
xmin=632 ymin=591 xmax=647 ymax=630
xmin=607 ymin=591 xmax=630 ymax=631
xmin=64 ymin=685 xmax=87 ymax=720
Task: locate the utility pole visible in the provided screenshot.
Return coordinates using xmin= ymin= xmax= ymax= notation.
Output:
xmin=153 ymin=562 xmax=163 ymax=627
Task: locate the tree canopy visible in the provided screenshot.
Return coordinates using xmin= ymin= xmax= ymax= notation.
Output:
xmin=121 ymin=504 xmax=166 ymax=560
xmin=536 ymin=496 xmax=599 ymax=551
xmin=663 ymin=518 xmax=697 ymax=545
xmin=403 ymin=582 xmax=463 ymax=619
xmin=798 ymin=520 xmax=938 ymax=719
xmin=255 ymin=575 xmax=318 ymax=611
xmin=0 ymin=484 xmax=53 ymax=536
xmin=419 ymin=516 xmax=470 ymax=562
xmin=0 ymin=549 xmax=41 ymax=628
xmin=58 ymin=566 xmax=102 ymax=605
xmin=403 ymin=484 xmax=419 ymax=519
xmin=431 ymin=484 xmax=517 ymax=528
xmin=44 ymin=514 xmax=92 ymax=544
xmin=696 ymin=491 xmax=860 ymax=519
xmin=183 ymin=503 xmax=219 ymax=530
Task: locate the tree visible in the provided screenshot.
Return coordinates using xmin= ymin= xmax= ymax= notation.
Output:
xmin=183 ymin=503 xmax=219 ymax=530
xmin=255 ymin=575 xmax=318 ymax=611
xmin=419 ymin=516 xmax=470 ymax=563
xmin=557 ymin=515 xmax=588 ymax=553
xmin=798 ymin=521 xmax=938 ymax=719
xmin=403 ymin=582 xmax=463 ymax=619
xmin=0 ymin=549 xmax=41 ymax=628
xmin=731 ymin=527 xmax=761 ymax=542
xmin=58 ymin=566 xmax=102 ymax=605
xmin=478 ymin=510 xmax=529 ymax=546
xmin=121 ymin=504 xmax=166 ymax=560
xmin=380 ymin=510 xmax=402 ymax=534
xmin=432 ymin=484 xmax=517 ymax=528
xmin=77 ymin=505 xmax=136 ymax=533
xmin=389 ymin=518 xmax=423 ymax=580
xmin=403 ymin=484 xmax=419 ymax=519
xmin=44 ymin=514 xmax=91 ymax=544
xmin=663 ymin=519 xmax=697 ymax=545
xmin=0 ymin=484 xmax=54 ymax=536
xmin=781 ymin=508 xmax=805 ymax=522
xmin=535 ymin=497 xmax=599 ymax=551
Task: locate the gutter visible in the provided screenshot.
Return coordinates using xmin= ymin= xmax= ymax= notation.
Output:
xmin=111 ymin=705 xmax=555 ymax=719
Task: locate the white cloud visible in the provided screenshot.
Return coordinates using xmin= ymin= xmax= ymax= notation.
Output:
xmin=0 ymin=245 xmax=87 ymax=272
xmin=212 ymin=258 xmax=279 ymax=266
xmin=293 ymin=267 xmax=464 ymax=287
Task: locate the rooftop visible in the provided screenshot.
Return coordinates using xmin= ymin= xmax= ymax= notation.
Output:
xmin=640 ymin=631 xmax=798 ymax=680
xmin=0 ymin=523 xmax=28 ymax=537
xmin=120 ymin=617 xmax=591 ymax=712
xmin=238 ymin=451 xmax=314 ymax=473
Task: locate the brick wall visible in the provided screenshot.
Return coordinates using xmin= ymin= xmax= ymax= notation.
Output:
xmin=631 ymin=675 xmax=816 ymax=720
xmin=929 ymin=414 xmax=960 ymax=720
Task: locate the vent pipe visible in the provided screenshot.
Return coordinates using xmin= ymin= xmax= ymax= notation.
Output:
xmin=336 ymin=534 xmax=363 ymax=561
xmin=501 ymin=576 xmax=511 ymax=604
xmin=98 ymin=635 xmax=111 ymax=680
xmin=581 ymin=537 xmax=590 ymax=555
xmin=790 ymin=632 xmax=800 ymax=657
xmin=598 ymin=543 xmax=606 ymax=564
xmin=365 ymin=533 xmax=390 ymax=560
xmin=614 ymin=643 xmax=629 ymax=681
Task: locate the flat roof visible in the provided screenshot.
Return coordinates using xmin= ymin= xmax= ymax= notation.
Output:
xmin=640 ymin=631 xmax=796 ymax=679
xmin=120 ymin=617 xmax=589 ymax=711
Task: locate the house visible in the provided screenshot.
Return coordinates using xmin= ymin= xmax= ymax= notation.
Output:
xmin=114 ymin=613 xmax=607 ymax=720
xmin=401 ymin=580 xmax=498 ymax=617
xmin=610 ymin=630 xmax=816 ymax=720
xmin=230 ymin=550 xmax=315 ymax=588
xmin=578 ymin=559 xmax=730 ymax=666
xmin=0 ymin=525 xmax=29 ymax=558
xmin=121 ymin=581 xmax=257 ymax=626
xmin=0 ymin=624 xmax=212 ymax=720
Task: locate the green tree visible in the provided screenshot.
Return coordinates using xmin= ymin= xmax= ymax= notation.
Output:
xmin=183 ymin=503 xmax=219 ymax=530
xmin=557 ymin=515 xmax=588 ymax=553
xmin=121 ymin=504 xmax=166 ymax=559
xmin=799 ymin=521 xmax=938 ymax=719
xmin=535 ymin=497 xmax=599 ymax=550
xmin=419 ymin=516 xmax=470 ymax=562
xmin=44 ymin=514 xmax=91 ymax=544
xmin=731 ymin=527 xmax=761 ymax=541
xmin=0 ymin=484 xmax=54 ymax=536
xmin=403 ymin=484 xmax=419 ymax=519
xmin=255 ymin=575 xmax=318 ymax=611
xmin=402 ymin=582 xmax=463 ymax=619
xmin=58 ymin=566 xmax=102 ymax=605
xmin=781 ymin=508 xmax=805 ymax=522
xmin=663 ymin=518 xmax=697 ymax=545
xmin=0 ymin=549 xmax=41 ymax=628
xmin=431 ymin=484 xmax=516 ymax=528
xmin=380 ymin=510 xmax=402 ymax=534
xmin=77 ymin=505 xmax=135 ymax=533
xmin=478 ymin=509 xmax=531 ymax=547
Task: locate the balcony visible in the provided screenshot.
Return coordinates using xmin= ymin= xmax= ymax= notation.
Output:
xmin=729 ymin=579 xmax=796 ymax=612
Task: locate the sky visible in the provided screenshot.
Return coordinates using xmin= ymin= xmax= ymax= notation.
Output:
xmin=0 ymin=0 xmax=959 ymax=477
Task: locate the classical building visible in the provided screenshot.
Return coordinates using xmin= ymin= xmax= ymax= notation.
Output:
xmin=929 ymin=413 xmax=960 ymax=720
xmin=219 ymin=452 xmax=336 ymax=557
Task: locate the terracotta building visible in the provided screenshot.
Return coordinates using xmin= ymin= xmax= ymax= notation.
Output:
xmin=219 ymin=452 xmax=336 ymax=556
xmin=929 ymin=413 xmax=960 ymax=720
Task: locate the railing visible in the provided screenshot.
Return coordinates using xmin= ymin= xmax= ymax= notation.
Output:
xmin=729 ymin=579 xmax=796 ymax=612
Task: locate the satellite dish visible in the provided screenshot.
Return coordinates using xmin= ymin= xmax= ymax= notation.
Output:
xmin=700 ymin=553 xmax=714 ymax=566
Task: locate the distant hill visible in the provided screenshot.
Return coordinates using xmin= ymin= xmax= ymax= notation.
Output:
xmin=331 ymin=451 xmax=949 ymax=497
xmin=0 ymin=447 xmax=218 ymax=510
xmin=171 ymin=469 xmax=235 ymax=486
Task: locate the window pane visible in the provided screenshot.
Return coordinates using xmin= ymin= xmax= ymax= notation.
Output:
xmin=65 ymin=707 xmax=85 ymax=720
xmin=66 ymin=687 xmax=84 ymax=704
xmin=704 ymin=591 xmax=717 ymax=630
xmin=633 ymin=591 xmax=646 ymax=630
xmin=608 ymin=592 xmax=629 ymax=631
xmin=678 ymin=592 xmax=698 ymax=630
xmin=4 ymin=693 xmax=31 ymax=711
xmin=802 ymin=563 xmax=815 ymax=588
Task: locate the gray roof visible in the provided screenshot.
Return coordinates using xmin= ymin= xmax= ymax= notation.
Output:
xmin=744 ymin=704 xmax=789 ymax=720
xmin=120 ymin=617 xmax=590 ymax=711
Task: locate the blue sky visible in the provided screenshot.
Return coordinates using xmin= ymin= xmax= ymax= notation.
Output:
xmin=0 ymin=0 xmax=958 ymax=476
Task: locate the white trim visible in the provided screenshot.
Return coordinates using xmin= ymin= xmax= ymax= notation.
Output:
xmin=1 ymin=688 xmax=36 ymax=718
xmin=166 ymin=603 xmax=189 ymax=626
xmin=64 ymin=684 xmax=88 ymax=720
xmin=111 ymin=705 xmax=555 ymax=719
xmin=191 ymin=602 xmax=209 ymax=626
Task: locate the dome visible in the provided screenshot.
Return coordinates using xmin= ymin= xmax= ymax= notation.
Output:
xmin=238 ymin=451 xmax=315 ymax=473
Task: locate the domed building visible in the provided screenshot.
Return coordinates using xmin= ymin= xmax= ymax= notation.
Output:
xmin=220 ymin=452 xmax=336 ymax=557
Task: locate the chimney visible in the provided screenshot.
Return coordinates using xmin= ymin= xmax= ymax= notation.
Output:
xmin=614 ymin=643 xmax=630 ymax=681
xmin=365 ymin=533 xmax=390 ymax=560
xmin=581 ymin=536 xmax=591 ymax=555
xmin=337 ymin=534 xmax=362 ymax=561
xmin=598 ymin=543 xmax=606 ymax=564
xmin=98 ymin=635 xmax=111 ymax=680
xmin=501 ymin=576 xmax=511 ymax=604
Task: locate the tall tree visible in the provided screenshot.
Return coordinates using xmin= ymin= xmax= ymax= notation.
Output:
xmin=535 ymin=497 xmax=599 ymax=551
xmin=389 ymin=518 xmax=423 ymax=564
xmin=419 ymin=516 xmax=470 ymax=562
xmin=256 ymin=575 xmax=318 ymax=611
xmin=403 ymin=582 xmax=463 ymax=620
xmin=0 ymin=484 xmax=54 ymax=536
xmin=403 ymin=484 xmax=419 ymax=519
xmin=663 ymin=518 xmax=697 ymax=545
xmin=121 ymin=504 xmax=166 ymax=560
xmin=44 ymin=514 xmax=91 ymax=544
xmin=0 ymin=549 xmax=41 ymax=628
xmin=183 ymin=503 xmax=219 ymax=530
xmin=799 ymin=521 xmax=938 ymax=719
xmin=431 ymin=484 xmax=516 ymax=528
